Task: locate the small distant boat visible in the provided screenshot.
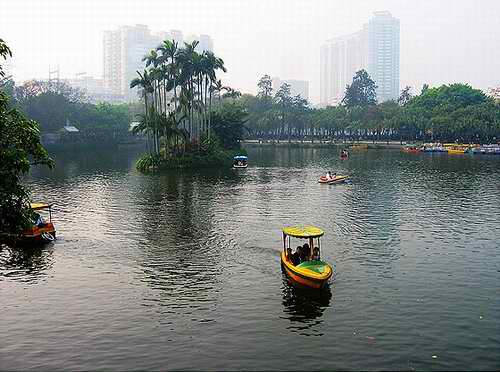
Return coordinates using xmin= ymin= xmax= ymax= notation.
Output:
xmin=350 ymin=143 xmax=368 ymax=150
xmin=472 ymin=145 xmax=500 ymax=155
xmin=280 ymin=225 xmax=333 ymax=289
xmin=443 ymin=143 xmax=470 ymax=154
xmin=318 ymin=175 xmax=348 ymax=184
xmin=233 ymin=155 xmax=248 ymax=168
xmin=422 ymin=143 xmax=447 ymax=153
xmin=21 ymin=203 xmax=56 ymax=244
xmin=402 ymin=145 xmax=421 ymax=153
xmin=340 ymin=149 xmax=349 ymax=159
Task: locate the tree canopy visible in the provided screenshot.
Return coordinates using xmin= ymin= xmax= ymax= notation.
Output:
xmin=342 ymin=69 xmax=378 ymax=107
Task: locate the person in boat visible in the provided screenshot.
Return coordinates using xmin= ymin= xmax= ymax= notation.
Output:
xmin=325 ymin=171 xmax=332 ymax=180
xmin=301 ymin=243 xmax=311 ymax=261
xmin=291 ymin=246 xmax=301 ymax=266
xmin=331 ymin=172 xmax=337 ymax=179
xmin=33 ymin=212 xmax=44 ymax=227
xmin=312 ymin=247 xmax=320 ymax=261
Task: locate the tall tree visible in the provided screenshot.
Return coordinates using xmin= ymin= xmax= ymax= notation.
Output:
xmin=0 ymin=38 xmax=12 ymax=79
xmin=257 ymin=75 xmax=273 ymax=98
xmin=342 ymin=69 xmax=377 ymax=107
xmin=398 ymin=86 xmax=412 ymax=106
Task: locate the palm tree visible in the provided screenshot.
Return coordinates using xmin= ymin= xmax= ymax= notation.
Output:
xmin=131 ymin=37 xmax=231 ymax=156
xmin=130 ymin=70 xmax=154 ymax=153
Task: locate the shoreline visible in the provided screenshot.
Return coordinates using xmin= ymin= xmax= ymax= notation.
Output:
xmin=242 ymin=139 xmax=404 ymax=149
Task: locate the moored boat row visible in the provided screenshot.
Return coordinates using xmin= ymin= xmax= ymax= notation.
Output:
xmin=402 ymin=143 xmax=499 ymax=155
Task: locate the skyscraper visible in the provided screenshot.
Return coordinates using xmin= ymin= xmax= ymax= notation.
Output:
xmin=368 ymin=11 xmax=400 ymax=102
xmin=320 ymin=11 xmax=400 ymax=105
xmin=103 ymin=25 xmax=160 ymax=102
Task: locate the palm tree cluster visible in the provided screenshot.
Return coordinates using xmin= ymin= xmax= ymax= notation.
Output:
xmin=130 ymin=39 xmax=227 ymax=156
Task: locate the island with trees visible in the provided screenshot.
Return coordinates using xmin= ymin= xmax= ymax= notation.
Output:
xmin=130 ymin=39 xmax=247 ymax=171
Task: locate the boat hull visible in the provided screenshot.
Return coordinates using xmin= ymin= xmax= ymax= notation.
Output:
xmin=318 ymin=175 xmax=348 ymax=184
xmin=21 ymin=223 xmax=56 ymax=245
xmin=280 ymin=251 xmax=332 ymax=289
xmin=447 ymin=149 xmax=465 ymax=154
xmin=233 ymin=164 xmax=248 ymax=168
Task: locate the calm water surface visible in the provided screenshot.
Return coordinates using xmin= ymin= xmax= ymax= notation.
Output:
xmin=1 ymin=145 xmax=499 ymax=370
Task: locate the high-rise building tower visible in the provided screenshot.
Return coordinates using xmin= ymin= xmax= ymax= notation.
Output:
xmin=320 ymin=28 xmax=368 ymax=106
xmin=368 ymin=11 xmax=400 ymax=102
xmin=320 ymin=11 xmax=399 ymax=105
xmin=103 ymin=25 xmax=160 ymax=101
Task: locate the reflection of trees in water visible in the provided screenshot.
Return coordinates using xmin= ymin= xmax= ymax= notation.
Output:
xmin=248 ymin=145 xmax=318 ymax=168
xmin=0 ymin=245 xmax=54 ymax=283
xmin=134 ymin=172 xmax=235 ymax=318
xmin=28 ymin=145 xmax=145 ymax=183
xmin=280 ymin=277 xmax=332 ymax=336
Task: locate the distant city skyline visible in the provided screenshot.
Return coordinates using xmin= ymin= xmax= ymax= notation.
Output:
xmin=1 ymin=0 xmax=500 ymax=103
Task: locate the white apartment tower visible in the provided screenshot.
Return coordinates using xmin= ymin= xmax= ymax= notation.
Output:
xmin=103 ymin=25 xmax=160 ymax=102
xmin=368 ymin=11 xmax=400 ymax=102
xmin=103 ymin=25 xmax=214 ymax=102
xmin=320 ymin=11 xmax=399 ymax=105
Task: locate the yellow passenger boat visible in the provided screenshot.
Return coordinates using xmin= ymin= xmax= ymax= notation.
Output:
xmin=443 ymin=143 xmax=477 ymax=154
xmin=280 ymin=226 xmax=333 ymax=289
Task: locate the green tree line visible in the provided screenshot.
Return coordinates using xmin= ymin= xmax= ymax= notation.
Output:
xmin=242 ymin=70 xmax=500 ymax=143
xmin=3 ymin=79 xmax=135 ymax=144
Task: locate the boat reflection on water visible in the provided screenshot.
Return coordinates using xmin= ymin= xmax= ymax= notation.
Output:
xmin=280 ymin=275 xmax=332 ymax=336
xmin=0 ymin=245 xmax=54 ymax=283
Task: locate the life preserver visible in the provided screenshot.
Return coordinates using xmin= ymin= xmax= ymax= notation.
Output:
xmin=41 ymin=232 xmax=54 ymax=242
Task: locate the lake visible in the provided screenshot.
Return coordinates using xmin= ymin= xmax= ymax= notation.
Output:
xmin=1 ymin=144 xmax=499 ymax=370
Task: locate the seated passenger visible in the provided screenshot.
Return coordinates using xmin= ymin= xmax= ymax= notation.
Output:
xmin=301 ymin=243 xmax=310 ymax=261
xmin=33 ymin=212 xmax=44 ymax=227
xmin=291 ymin=246 xmax=301 ymax=266
xmin=312 ymin=247 xmax=320 ymax=261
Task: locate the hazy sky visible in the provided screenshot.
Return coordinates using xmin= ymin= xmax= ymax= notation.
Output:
xmin=2 ymin=0 xmax=500 ymax=102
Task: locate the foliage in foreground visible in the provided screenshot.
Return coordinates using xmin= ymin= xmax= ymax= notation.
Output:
xmin=0 ymin=39 xmax=53 ymax=245
xmin=0 ymin=90 xmax=53 ymax=244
